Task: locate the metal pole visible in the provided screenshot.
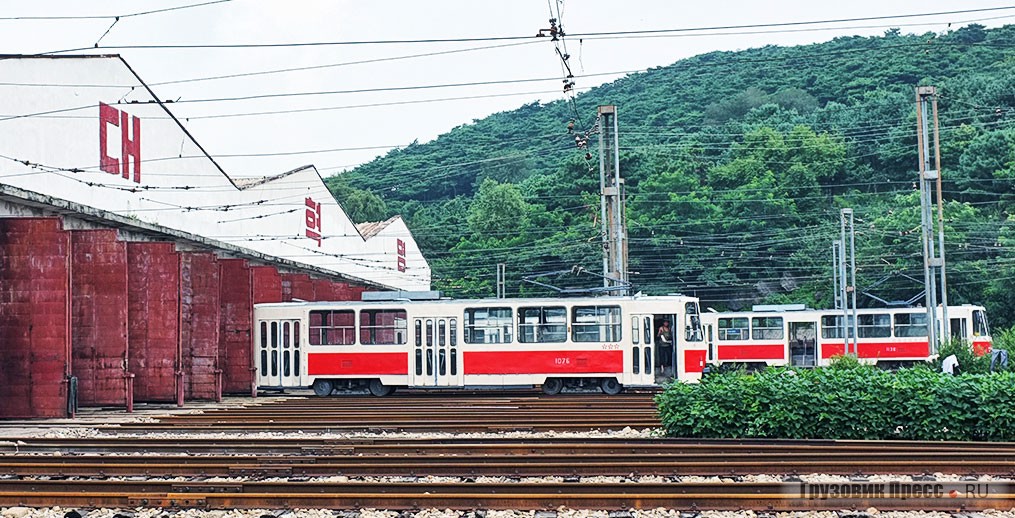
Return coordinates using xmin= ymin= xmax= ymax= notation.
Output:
xmin=916 ymin=87 xmax=938 ymax=353
xmin=848 ymin=210 xmax=859 ymax=354
xmin=496 ymin=263 xmax=506 ymax=299
xmin=839 ymin=216 xmax=849 ymax=354
xmin=598 ymin=109 xmax=610 ymax=290
xmin=932 ymin=93 xmax=950 ymax=343
xmin=597 ymin=105 xmax=627 ymax=295
xmin=832 ymin=241 xmax=841 ymax=310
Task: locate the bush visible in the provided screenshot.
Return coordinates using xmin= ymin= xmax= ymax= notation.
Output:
xmin=655 ymin=367 xmax=1015 ymax=441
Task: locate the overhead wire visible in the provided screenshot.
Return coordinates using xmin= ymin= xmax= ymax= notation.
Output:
xmin=0 ymin=0 xmax=233 ymax=21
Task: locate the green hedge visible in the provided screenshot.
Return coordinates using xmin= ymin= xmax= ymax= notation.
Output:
xmin=655 ymin=365 xmax=1015 ymax=441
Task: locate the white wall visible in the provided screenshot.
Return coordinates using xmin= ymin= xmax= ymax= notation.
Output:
xmin=0 ymin=56 xmax=430 ymax=290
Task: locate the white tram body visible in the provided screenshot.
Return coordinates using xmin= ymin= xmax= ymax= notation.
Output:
xmin=254 ymin=294 xmax=707 ymax=396
xmin=699 ymin=304 xmax=992 ymax=369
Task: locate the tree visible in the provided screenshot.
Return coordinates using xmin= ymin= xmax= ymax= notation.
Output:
xmin=466 ymin=178 xmax=530 ymax=236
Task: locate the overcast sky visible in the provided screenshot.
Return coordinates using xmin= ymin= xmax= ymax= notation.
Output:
xmin=4 ymin=1 xmax=1015 ymax=180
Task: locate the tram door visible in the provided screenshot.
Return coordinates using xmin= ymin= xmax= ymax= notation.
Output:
xmin=789 ymin=321 xmax=817 ymax=367
xmin=630 ymin=314 xmax=655 ymax=385
xmin=256 ymin=319 xmax=302 ymax=388
xmin=412 ymin=317 xmax=462 ymax=387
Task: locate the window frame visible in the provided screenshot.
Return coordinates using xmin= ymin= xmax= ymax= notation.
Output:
xmin=518 ymin=305 xmax=567 ymax=344
xmin=571 ymin=305 xmax=622 ymax=342
xmin=717 ymin=317 xmax=749 ymax=341
xmin=750 ymin=316 xmax=784 ymax=340
xmin=308 ymin=309 xmax=357 ymax=345
xmin=359 ymin=308 xmax=408 ymax=345
xmin=463 ymin=307 xmax=514 ymax=344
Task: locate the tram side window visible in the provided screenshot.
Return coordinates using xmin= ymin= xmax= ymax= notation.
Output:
xmin=717 ymin=317 xmax=749 ymax=341
xmin=821 ymin=315 xmax=855 ymax=339
xmin=858 ymin=314 xmax=891 ymax=338
xmin=571 ymin=305 xmax=621 ymax=342
xmin=894 ymin=313 xmax=928 ymax=338
xmin=973 ymin=310 xmax=989 ymax=337
xmin=518 ymin=306 xmax=567 ymax=343
xmin=463 ymin=307 xmax=513 ymax=344
xmin=360 ymin=309 xmax=408 ymax=345
xmin=309 ymin=310 xmax=356 ymax=345
xmin=751 ymin=317 xmax=783 ymax=340
xmin=685 ymin=302 xmax=704 ymax=341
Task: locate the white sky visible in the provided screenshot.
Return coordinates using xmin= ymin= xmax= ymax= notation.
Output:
xmin=3 ymin=1 xmax=1015 ymax=180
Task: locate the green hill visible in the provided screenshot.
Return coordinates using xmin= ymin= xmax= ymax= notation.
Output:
xmin=327 ymin=24 xmax=1015 ymax=328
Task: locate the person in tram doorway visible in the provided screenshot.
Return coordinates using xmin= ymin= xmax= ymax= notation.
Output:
xmin=657 ymin=320 xmax=673 ymax=375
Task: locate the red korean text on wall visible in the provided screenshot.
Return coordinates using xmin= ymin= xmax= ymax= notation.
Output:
xmin=99 ymin=103 xmax=141 ymax=183
xmin=305 ymin=197 xmax=322 ymax=246
xmin=397 ymin=239 xmax=407 ymax=272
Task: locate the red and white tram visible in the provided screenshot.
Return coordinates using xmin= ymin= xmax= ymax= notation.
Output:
xmin=254 ymin=294 xmax=707 ymax=396
xmin=699 ymin=304 xmax=991 ymax=369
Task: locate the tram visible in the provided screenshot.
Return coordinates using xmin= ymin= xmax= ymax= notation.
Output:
xmin=254 ymin=293 xmax=706 ymax=396
xmin=699 ymin=304 xmax=991 ymax=369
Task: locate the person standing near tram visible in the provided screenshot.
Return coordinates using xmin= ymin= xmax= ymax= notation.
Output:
xmin=657 ymin=320 xmax=673 ymax=375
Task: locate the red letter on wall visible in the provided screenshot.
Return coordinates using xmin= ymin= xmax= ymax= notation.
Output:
xmin=121 ymin=111 xmax=141 ymax=183
xmin=396 ymin=239 xmax=407 ymax=272
xmin=305 ymin=197 xmax=322 ymax=246
xmin=98 ymin=103 xmax=142 ymax=183
xmin=99 ymin=103 xmax=120 ymax=175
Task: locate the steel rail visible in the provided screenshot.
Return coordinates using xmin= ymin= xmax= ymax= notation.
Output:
xmin=0 ymin=481 xmax=1009 ymax=511
xmin=4 ymin=437 xmax=1015 ymax=455
xmin=1 ymin=452 xmax=1014 ymax=477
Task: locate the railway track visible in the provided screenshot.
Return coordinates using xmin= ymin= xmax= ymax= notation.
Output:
xmin=104 ymin=391 xmax=664 ymax=432
xmin=0 ymin=480 xmax=1010 ymax=511
xmin=2 ymin=393 xmax=1014 ymax=512
xmin=1 ymin=441 xmax=1014 ymax=477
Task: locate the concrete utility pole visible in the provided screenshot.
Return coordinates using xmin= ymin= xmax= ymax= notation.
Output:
xmin=915 ymin=86 xmax=949 ymax=351
xmin=832 ymin=240 xmax=842 ymax=310
xmin=496 ymin=263 xmax=506 ymax=299
xmin=598 ymin=105 xmax=628 ymax=294
xmin=839 ymin=209 xmax=858 ymax=355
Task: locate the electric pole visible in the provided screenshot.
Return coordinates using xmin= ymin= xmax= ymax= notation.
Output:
xmin=598 ymin=105 xmax=628 ymax=294
xmin=915 ymin=86 xmax=949 ymax=351
xmin=839 ymin=208 xmax=858 ymax=355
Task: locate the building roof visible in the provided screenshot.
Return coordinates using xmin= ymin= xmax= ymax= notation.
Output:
xmin=356 ymin=216 xmax=400 ymax=239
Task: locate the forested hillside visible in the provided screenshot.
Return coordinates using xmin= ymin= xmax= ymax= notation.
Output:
xmin=327 ymin=24 xmax=1015 ymax=328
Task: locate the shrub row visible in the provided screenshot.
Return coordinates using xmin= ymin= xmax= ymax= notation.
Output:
xmin=655 ymin=365 xmax=1015 ymax=441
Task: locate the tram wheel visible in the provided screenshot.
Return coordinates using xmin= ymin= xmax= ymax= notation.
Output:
xmin=600 ymin=377 xmax=623 ymax=395
xmin=541 ymin=378 xmax=564 ymax=395
xmin=312 ymin=379 xmax=334 ymax=397
xmin=368 ymin=379 xmax=395 ymax=397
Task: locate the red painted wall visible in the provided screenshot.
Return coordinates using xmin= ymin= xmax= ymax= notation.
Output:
xmin=251 ymin=266 xmax=282 ymax=304
xmin=127 ymin=242 xmax=179 ymax=402
xmin=335 ymin=281 xmax=369 ymax=301
xmin=180 ymin=252 xmax=221 ymax=400
xmin=282 ymin=273 xmax=314 ymax=302
xmin=219 ymin=259 xmax=253 ymax=395
xmin=0 ymin=218 xmax=71 ymax=418
xmin=311 ymin=279 xmax=334 ymax=301
xmin=70 ymin=230 xmax=128 ymax=407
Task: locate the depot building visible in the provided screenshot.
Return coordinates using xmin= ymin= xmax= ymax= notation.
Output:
xmin=0 ymin=55 xmax=430 ymax=418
